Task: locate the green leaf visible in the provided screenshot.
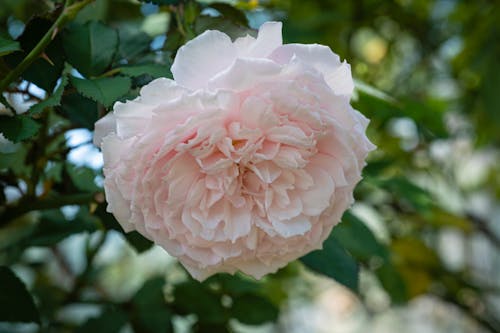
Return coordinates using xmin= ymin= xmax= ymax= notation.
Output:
xmin=125 ymin=231 xmax=154 ymax=253
xmin=117 ymin=29 xmax=151 ymax=61
xmin=0 ymin=115 xmax=40 ymax=143
xmin=331 ymin=211 xmax=389 ymax=262
xmin=70 ymin=76 xmax=131 ymax=107
xmin=232 ymin=294 xmax=279 ymax=325
xmin=0 ymin=36 xmax=21 ymax=56
xmin=28 ymin=71 xmax=69 ymax=115
xmin=76 ymin=307 xmax=128 ymax=333
xmin=0 ymin=266 xmax=40 ymax=323
xmin=132 ymin=277 xmax=173 ymax=333
xmin=28 ymin=209 xmax=98 ymax=247
xmin=66 ymin=163 xmax=100 ymax=193
xmin=300 ymin=235 xmax=359 ymax=292
xmin=60 ymin=92 xmax=99 ymax=129
xmin=119 ymin=64 xmax=171 ymax=79
xmin=375 ymin=262 xmax=408 ymax=304
xmin=378 ymin=177 xmax=433 ymax=212
xmin=173 ymin=280 xmax=227 ymax=324
xmin=63 ymin=21 xmax=119 ymax=77
xmin=184 ymin=1 xmax=201 ymax=25
xmin=205 ymin=274 xmax=260 ymax=296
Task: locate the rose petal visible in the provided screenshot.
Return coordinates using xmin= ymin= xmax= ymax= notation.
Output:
xmin=270 ymin=43 xmax=354 ymax=96
xmin=93 ymin=112 xmax=116 ymax=147
xmin=171 ymin=30 xmax=237 ymax=90
xmin=235 ymin=21 xmax=283 ymax=58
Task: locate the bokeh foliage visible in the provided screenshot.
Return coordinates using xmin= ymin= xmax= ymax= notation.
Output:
xmin=0 ymin=0 xmax=499 ymax=332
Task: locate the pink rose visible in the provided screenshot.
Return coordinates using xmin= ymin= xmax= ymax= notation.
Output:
xmin=94 ymin=22 xmax=375 ymax=280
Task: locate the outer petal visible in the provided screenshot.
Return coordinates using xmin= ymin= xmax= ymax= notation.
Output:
xmin=270 ymin=44 xmax=354 ymax=96
xmin=171 ymin=30 xmax=237 ymax=90
xmin=93 ymin=112 xmax=116 ymax=147
xmin=112 ymin=79 xmax=189 ymax=140
xmin=235 ymin=21 xmax=283 ymax=58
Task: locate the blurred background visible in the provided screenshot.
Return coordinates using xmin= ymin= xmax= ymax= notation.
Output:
xmin=0 ymin=0 xmax=499 ymax=332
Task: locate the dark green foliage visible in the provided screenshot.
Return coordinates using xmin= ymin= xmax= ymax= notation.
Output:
xmin=29 ymin=71 xmax=68 ymax=115
xmin=70 ymin=76 xmax=132 ymax=107
xmin=5 ymin=17 xmax=65 ymax=91
xmin=332 ymin=212 xmax=389 ymax=262
xmin=0 ymin=36 xmax=20 ymax=56
xmin=232 ymin=294 xmax=279 ymax=325
xmin=59 ymin=92 xmax=99 ymax=129
xmin=76 ymin=307 xmax=128 ymax=333
xmin=173 ymin=280 xmax=227 ymax=324
xmin=0 ymin=114 xmax=40 ymax=142
xmin=120 ymin=64 xmax=172 ymax=79
xmin=131 ymin=277 xmax=173 ymax=333
xmin=63 ymin=21 xmax=119 ymax=78
xmin=139 ymin=0 xmax=182 ymax=5
xmin=301 ymin=235 xmax=359 ymax=292
xmin=0 ymin=266 xmax=40 ymax=323
xmin=27 ymin=209 xmax=98 ymax=247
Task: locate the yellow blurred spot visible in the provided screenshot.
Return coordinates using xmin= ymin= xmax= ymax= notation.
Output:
xmin=248 ymin=0 xmax=259 ymax=9
xmin=362 ymin=37 xmax=387 ymax=64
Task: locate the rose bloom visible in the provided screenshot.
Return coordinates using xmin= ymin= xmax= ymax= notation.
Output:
xmin=94 ymin=22 xmax=375 ymax=280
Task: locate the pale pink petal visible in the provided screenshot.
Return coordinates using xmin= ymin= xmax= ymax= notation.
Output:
xmin=93 ymin=112 xmax=116 ymax=147
xmin=235 ymin=21 xmax=282 ymax=58
xmin=300 ymin=167 xmax=335 ymax=216
xmin=208 ymin=58 xmax=282 ymax=91
xmin=171 ymin=30 xmax=237 ymax=90
xmin=270 ymin=43 xmax=354 ymax=96
xmin=271 ymin=215 xmax=311 ymax=238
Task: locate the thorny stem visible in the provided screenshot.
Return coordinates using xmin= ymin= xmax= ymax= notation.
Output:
xmin=0 ymin=0 xmax=95 ymax=93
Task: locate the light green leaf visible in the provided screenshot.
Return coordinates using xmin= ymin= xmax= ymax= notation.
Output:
xmin=0 ymin=266 xmax=40 ymax=323
xmin=0 ymin=36 xmax=21 ymax=56
xmin=70 ymin=76 xmax=131 ymax=107
xmin=300 ymin=235 xmax=359 ymax=292
xmin=63 ymin=21 xmax=118 ymax=77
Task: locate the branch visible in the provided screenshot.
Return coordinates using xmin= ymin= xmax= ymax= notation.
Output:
xmin=0 ymin=192 xmax=98 ymax=227
xmin=467 ymin=212 xmax=500 ymax=250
